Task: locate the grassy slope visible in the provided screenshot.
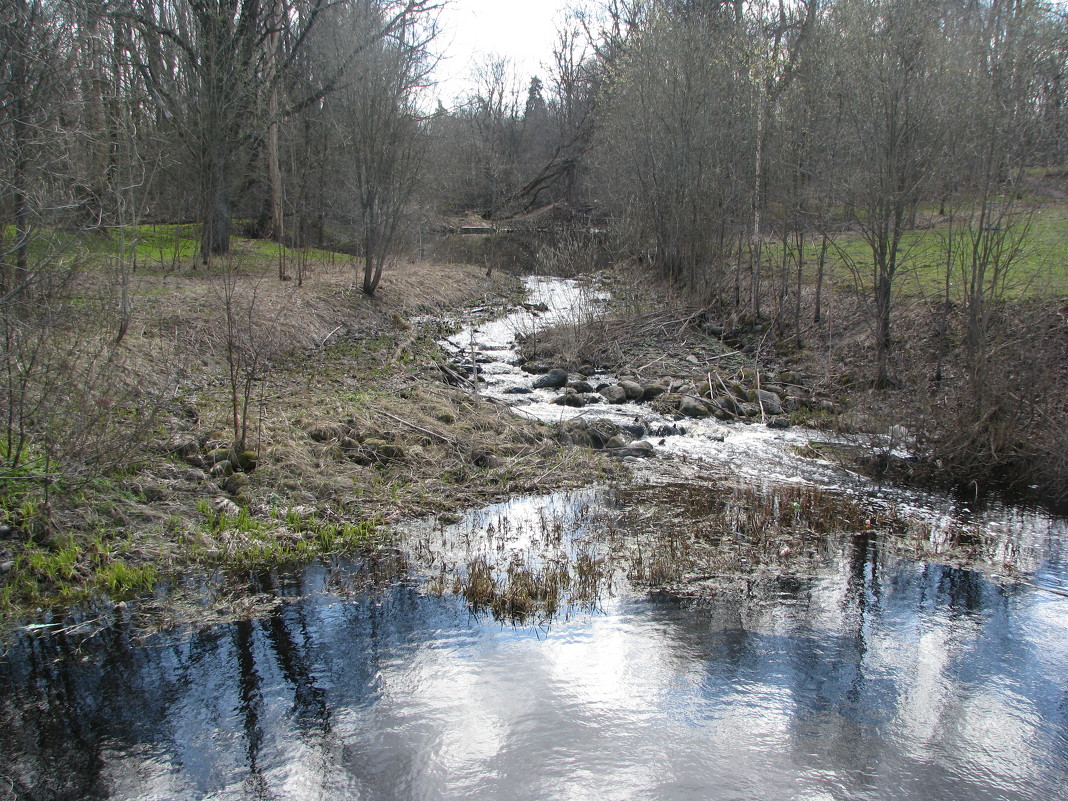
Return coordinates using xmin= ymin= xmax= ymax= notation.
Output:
xmin=0 ymin=227 xmax=620 ymax=620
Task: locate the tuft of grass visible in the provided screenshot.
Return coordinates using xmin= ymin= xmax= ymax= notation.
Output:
xmin=192 ymin=500 xmax=384 ymax=566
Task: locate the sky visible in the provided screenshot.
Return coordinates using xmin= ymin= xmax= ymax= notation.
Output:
xmin=430 ymin=0 xmax=575 ymax=105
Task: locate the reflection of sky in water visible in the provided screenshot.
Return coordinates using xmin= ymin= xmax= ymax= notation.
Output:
xmin=3 ymin=543 xmax=1067 ymax=800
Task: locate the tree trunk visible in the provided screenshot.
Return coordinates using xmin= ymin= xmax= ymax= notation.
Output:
xmin=874 ymin=273 xmax=893 ymax=389
xmin=201 ymin=146 xmax=231 ymax=263
xmin=750 ymin=94 xmax=765 ymax=320
xmin=813 ymin=233 xmax=828 ymax=324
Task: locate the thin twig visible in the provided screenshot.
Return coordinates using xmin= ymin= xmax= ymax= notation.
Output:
xmin=320 ymin=324 xmax=344 ymax=348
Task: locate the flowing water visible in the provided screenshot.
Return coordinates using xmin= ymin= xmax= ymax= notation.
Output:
xmin=2 ymin=277 xmax=1066 ymax=800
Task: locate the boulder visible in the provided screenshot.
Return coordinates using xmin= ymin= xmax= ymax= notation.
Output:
xmin=568 ymin=379 xmax=595 ymax=393
xmin=751 ymin=389 xmax=784 ymax=416
xmin=553 ymin=391 xmax=586 ymax=408
xmin=470 ymin=448 xmax=500 ymax=468
xmin=609 ymin=440 xmax=655 ymax=458
xmin=678 ymin=395 xmax=711 ymax=418
xmin=209 ymin=460 xmax=234 ymax=478
xmin=363 ymin=438 xmax=405 ymax=462
xmin=205 ymin=447 xmax=231 ymax=466
xmin=533 ymin=368 xmax=570 ymax=389
xmin=599 ymin=385 xmax=628 ymax=404
xmin=164 ymin=434 xmax=200 ymax=459
xmin=653 ymin=423 xmax=686 ymax=437
xmin=619 ymin=380 xmax=645 ymax=401
xmin=235 ymin=450 xmax=258 ymax=472
xmin=715 ymin=395 xmax=743 ymax=416
xmin=223 ymin=472 xmax=250 ymax=495
xmin=642 ymin=382 xmax=668 ymax=400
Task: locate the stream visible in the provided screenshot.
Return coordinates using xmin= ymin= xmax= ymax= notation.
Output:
xmin=1 ymin=276 xmax=1066 ymax=800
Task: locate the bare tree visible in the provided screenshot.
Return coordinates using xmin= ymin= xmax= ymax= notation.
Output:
xmin=827 ymin=0 xmax=948 ymax=388
xmin=321 ymin=1 xmax=436 ymax=295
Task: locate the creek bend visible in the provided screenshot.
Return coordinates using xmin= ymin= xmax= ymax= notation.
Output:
xmin=1 ymin=276 xmax=1066 ymax=800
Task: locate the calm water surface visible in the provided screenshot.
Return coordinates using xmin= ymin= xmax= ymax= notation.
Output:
xmin=2 ymin=503 xmax=1066 ymax=800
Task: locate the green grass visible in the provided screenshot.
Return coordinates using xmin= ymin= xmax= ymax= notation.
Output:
xmin=0 ymin=530 xmax=158 ymax=611
xmin=760 ymin=200 xmax=1068 ymax=300
xmin=5 ymin=222 xmax=350 ymax=279
xmin=190 ymin=499 xmax=384 ymax=566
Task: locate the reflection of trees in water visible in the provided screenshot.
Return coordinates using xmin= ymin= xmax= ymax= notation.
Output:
xmin=0 ymin=554 xmax=1063 ymax=798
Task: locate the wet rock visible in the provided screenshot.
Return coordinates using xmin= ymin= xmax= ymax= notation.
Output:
xmin=503 ymin=386 xmax=533 ymax=395
xmin=568 ymin=379 xmax=595 ymax=394
xmin=766 ymin=417 xmax=790 ymax=430
xmin=556 ymin=418 xmax=628 ymax=450
xmin=643 ymin=382 xmax=668 ymax=400
xmin=599 ymin=385 xmax=628 ymax=404
xmin=751 ymin=389 xmax=784 ymax=416
xmin=653 ymin=423 xmax=686 ymax=437
xmin=520 ymin=362 xmax=550 ymax=375
xmin=553 ymin=391 xmax=586 ymax=408
xmin=604 ymin=434 xmax=631 ymax=449
xmin=533 ymin=368 xmax=570 ymax=389
xmin=678 ymin=395 xmax=711 ymax=418
xmin=609 ymin=440 xmax=655 ymax=458
xmin=715 ymin=395 xmax=744 ymax=416
xmin=619 ymin=380 xmax=645 ymax=401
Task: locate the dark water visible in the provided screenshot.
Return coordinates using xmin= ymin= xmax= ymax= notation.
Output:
xmin=2 ymin=521 xmax=1066 ymax=800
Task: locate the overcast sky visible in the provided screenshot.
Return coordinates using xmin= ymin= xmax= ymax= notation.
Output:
xmin=430 ymin=0 xmax=574 ymax=104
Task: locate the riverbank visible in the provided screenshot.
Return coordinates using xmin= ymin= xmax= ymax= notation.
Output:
xmin=0 ymin=251 xmax=623 ymax=621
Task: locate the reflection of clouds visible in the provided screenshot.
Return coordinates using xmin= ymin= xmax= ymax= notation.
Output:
xmin=7 ymin=491 xmax=1068 ymax=801
xmin=891 ymin=626 xmax=959 ymax=755
xmin=956 ymin=686 xmax=1044 ymax=782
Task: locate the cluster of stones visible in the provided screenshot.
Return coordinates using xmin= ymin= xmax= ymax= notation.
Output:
xmin=159 ymin=427 xmax=260 ymax=506
xmin=519 ymin=362 xmax=831 ymax=427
